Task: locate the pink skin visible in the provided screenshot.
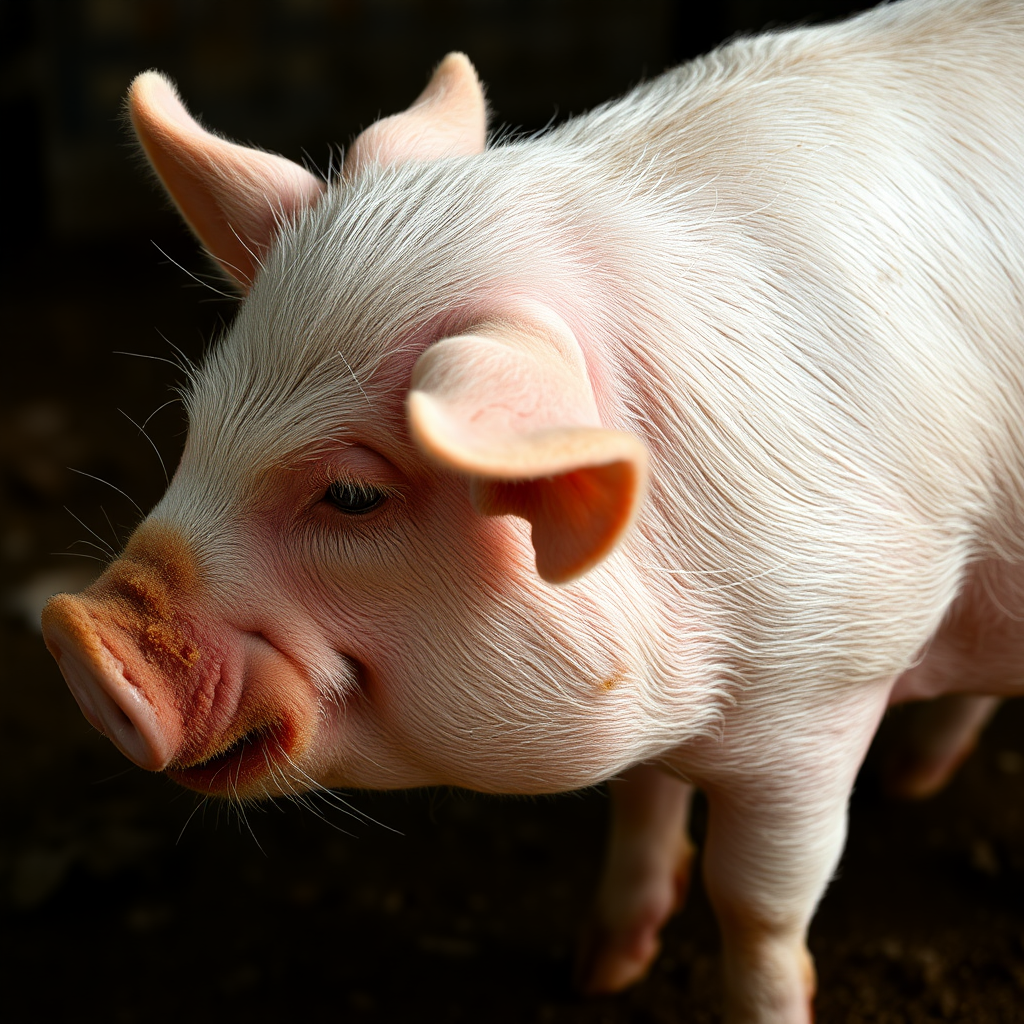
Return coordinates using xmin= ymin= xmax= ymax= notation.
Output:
xmin=43 ymin=417 xmax=648 ymax=800
xmin=41 ymin=447 xmax=427 ymax=796
xmin=51 ymin=382 xmax=945 ymax=1015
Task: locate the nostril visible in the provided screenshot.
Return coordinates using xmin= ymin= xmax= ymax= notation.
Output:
xmin=53 ymin=643 xmax=174 ymax=772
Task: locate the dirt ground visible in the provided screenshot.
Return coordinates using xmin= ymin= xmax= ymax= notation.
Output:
xmin=1 ymin=236 xmax=1023 ymax=1024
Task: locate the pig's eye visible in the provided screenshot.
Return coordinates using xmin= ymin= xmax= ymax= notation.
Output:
xmin=324 ymin=480 xmax=387 ymax=515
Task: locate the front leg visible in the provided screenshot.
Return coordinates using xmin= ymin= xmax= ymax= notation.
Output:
xmin=691 ymin=684 xmax=890 ymax=1024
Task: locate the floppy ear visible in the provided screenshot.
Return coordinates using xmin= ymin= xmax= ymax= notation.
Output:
xmin=128 ymin=71 xmax=326 ymax=290
xmin=407 ymin=306 xmax=647 ymax=584
xmin=343 ymin=52 xmax=488 ymax=176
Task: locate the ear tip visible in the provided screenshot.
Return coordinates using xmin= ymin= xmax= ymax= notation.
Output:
xmin=129 ymin=70 xmax=176 ymax=104
xmin=128 ymin=70 xmax=190 ymax=133
xmin=535 ymin=554 xmax=585 ymax=586
xmin=432 ymin=52 xmax=488 ymax=118
xmin=438 ymin=52 xmax=480 ymax=81
xmin=534 ymin=467 xmax=647 ymax=586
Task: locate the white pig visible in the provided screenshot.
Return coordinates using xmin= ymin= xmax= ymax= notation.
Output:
xmin=41 ymin=1 xmax=1024 ymax=1020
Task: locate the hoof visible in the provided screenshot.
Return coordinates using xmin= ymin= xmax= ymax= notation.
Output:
xmin=576 ymin=836 xmax=695 ymax=994
xmin=576 ymin=922 xmax=663 ymax=994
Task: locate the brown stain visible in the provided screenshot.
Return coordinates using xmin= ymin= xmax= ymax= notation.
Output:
xmin=118 ymin=520 xmax=201 ymax=597
xmin=599 ymin=670 xmax=628 ymax=692
xmin=83 ymin=519 xmax=205 ymax=677
xmin=144 ymin=622 xmax=201 ymax=668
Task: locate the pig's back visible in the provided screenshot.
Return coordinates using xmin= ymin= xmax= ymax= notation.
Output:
xmin=534 ymin=0 xmax=1024 ymax=687
xmin=550 ymin=0 xmax=1024 ymax=557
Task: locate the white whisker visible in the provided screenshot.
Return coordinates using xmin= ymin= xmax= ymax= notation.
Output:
xmin=63 ymin=505 xmax=117 ymax=557
xmin=50 ymin=550 xmax=106 ymax=563
xmin=67 ymin=469 xmax=145 ymax=517
xmin=151 ymin=240 xmax=238 ymax=300
xmin=118 ymin=408 xmax=169 ymax=486
xmin=176 ymin=795 xmax=210 ymax=844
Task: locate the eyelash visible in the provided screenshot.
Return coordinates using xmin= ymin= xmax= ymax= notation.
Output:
xmin=322 ymin=479 xmax=388 ymax=516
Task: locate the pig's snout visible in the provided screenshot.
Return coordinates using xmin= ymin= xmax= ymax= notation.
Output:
xmin=43 ymin=599 xmax=177 ymax=771
xmin=41 ymin=520 xmax=326 ymax=797
xmin=41 ymin=520 xmax=203 ymax=773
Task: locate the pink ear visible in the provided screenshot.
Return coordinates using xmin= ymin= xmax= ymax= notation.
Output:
xmin=128 ymin=71 xmax=326 ymax=290
xmin=344 ymin=52 xmax=488 ymax=176
xmin=407 ymin=307 xmax=647 ymax=584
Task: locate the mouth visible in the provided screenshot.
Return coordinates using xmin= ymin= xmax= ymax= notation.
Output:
xmin=167 ymin=721 xmax=289 ymax=796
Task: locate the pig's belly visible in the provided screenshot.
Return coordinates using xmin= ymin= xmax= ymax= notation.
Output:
xmin=890 ymin=558 xmax=1024 ymax=704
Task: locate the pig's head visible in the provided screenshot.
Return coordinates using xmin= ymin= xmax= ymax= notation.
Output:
xmin=42 ymin=55 xmax=702 ymax=802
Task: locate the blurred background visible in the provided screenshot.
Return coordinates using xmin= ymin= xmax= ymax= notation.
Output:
xmin=2 ymin=2 xmax=1022 ymax=1021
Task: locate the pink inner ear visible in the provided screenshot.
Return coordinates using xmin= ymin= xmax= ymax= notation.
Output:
xmin=407 ymin=309 xmax=648 ymax=584
xmin=344 ymin=52 xmax=488 ymax=176
xmin=473 ymin=461 xmax=644 ymax=584
xmin=128 ymin=71 xmax=326 ymax=290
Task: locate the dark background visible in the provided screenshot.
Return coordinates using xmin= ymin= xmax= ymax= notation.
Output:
xmin=2 ymin=2 xmax=1023 ymax=1021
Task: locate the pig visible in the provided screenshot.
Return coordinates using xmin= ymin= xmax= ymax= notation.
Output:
xmin=40 ymin=0 xmax=1024 ymax=1020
